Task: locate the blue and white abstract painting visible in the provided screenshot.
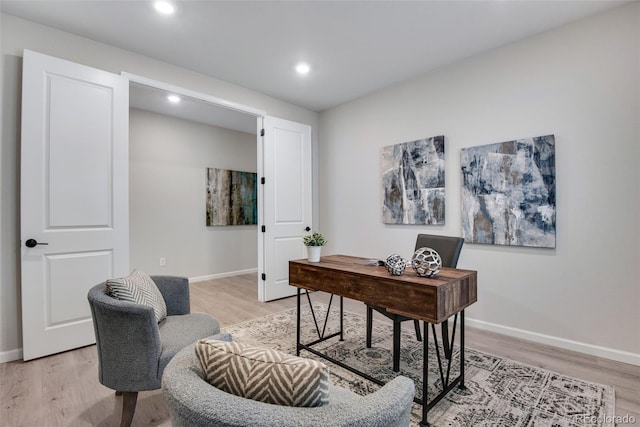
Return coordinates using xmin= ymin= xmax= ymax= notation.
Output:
xmin=460 ymin=135 xmax=556 ymax=248
xmin=381 ymin=136 xmax=445 ymax=225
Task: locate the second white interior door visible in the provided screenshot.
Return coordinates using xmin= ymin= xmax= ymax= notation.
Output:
xmin=260 ymin=116 xmax=312 ymax=301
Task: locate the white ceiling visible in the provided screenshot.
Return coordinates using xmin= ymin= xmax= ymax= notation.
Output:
xmin=2 ymin=0 xmax=631 ymax=131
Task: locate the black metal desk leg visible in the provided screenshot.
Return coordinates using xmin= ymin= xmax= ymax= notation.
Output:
xmin=339 ymin=296 xmax=344 ymax=341
xmin=393 ymin=319 xmax=401 ymax=372
xmin=296 ymin=288 xmax=301 ymax=356
xmin=459 ymin=309 xmax=466 ymax=389
xmin=420 ymin=320 xmax=430 ymax=427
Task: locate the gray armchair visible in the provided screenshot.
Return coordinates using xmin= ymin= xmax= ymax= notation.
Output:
xmin=162 ymin=341 xmax=416 ymax=427
xmin=88 ymin=275 xmax=220 ymax=427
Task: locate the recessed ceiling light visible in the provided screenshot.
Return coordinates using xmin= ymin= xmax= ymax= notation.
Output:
xmin=167 ymin=94 xmax=180 ymax=103
xmin=154 ymin=1 xmax=175 ymax=15
xmin=295 ymin=62 xmax=311 ymax=75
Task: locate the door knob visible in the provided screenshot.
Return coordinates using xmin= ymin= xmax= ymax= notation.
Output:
xmin=25 ymin=239 xmax=48 ymax=248
xmin=305 ymin=227 xmax=311 ymax=232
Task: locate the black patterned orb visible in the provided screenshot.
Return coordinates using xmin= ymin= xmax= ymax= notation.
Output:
xmin=385 ymin=254 xmax=408 ymax=276
xmin=411 ymin=247 xmax=442 ymax=277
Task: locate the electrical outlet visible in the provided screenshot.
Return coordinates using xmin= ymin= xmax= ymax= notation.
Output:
xmin=159 ymin=257 xmax=166 ymax=267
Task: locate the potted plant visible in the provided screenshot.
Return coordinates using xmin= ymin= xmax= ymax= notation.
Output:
xmin=303 ymin=232 xmax=326 ymax=262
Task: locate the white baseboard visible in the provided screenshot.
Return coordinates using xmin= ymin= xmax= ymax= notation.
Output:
xmin=0 ymin=348 xmax=22 ymax=364
xmin=189 ymin=268 xmax=258 ymax=283
xmin=466 ymin=317 xmax=640 ymax=367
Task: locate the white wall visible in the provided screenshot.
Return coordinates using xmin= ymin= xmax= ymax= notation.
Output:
xmin=0 ymin=13 xmax=318 ymax=361
xmin=318 ymin=3 xmax=640 ymax=364
xmin=130 ymin=108 xmax=257 ymax=278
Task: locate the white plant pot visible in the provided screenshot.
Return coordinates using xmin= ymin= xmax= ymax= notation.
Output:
xmin=306 ymin=246 xmax=322 ymax=262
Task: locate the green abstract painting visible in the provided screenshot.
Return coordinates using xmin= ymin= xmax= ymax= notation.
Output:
xmin=206 ymin=168 xmax=258 ymax=226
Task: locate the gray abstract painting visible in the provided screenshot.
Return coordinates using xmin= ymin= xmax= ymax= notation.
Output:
xmin=460 ymin=135 xmax=556 ymax=248
xmin=206 ymin=168 xmax=257 ymax=226
xmin=381 ymin=136 xmax=445 ymax=225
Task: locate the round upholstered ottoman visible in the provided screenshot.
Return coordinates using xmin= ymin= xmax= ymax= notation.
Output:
xmin=161 ymin=337 xmax=415 ymax=427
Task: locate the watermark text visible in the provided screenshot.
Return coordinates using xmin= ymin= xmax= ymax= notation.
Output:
xmin=574 ymin=414 xmax=636 ymax=425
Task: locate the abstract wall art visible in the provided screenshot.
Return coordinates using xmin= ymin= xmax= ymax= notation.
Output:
xmin=460 ymin=135 xmax=556 ymax=248
xmin=381 ymin=135 xmax=445 ymax=225
xmin=206 ymin=168 xmax=257 ymax=226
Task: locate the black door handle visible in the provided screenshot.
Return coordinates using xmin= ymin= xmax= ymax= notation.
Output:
xmin=305 ymin=227 xmax=311 ymax=232
xmin=25 ymin=239 xmax=48 ymax=248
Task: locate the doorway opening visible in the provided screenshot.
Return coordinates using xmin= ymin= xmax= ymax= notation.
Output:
xmin=126 ymin=74 xmax=264 ymax=294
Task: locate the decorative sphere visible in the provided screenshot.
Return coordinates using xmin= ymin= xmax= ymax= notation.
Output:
xmin=385 ymin=254 xmax=408 ymax=276
xmin=411 ymin=247 xmax=442 ymax=277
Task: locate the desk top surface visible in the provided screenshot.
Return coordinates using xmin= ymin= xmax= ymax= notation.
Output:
xmin=290 ymin=254 xmax=476 ymax=287
xmin=289 ymin=254 xmax=478 ymax=322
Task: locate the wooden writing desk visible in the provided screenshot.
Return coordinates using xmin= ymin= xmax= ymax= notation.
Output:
xmin=289 ymin=254 xmax=478 ymax=426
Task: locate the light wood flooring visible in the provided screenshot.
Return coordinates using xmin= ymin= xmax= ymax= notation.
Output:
xmin=1 ymin=273 xmax=638 ymax=426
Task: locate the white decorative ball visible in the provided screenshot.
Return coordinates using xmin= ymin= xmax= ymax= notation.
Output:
xmin=385 ymin=254 xmax=408 ymax=276
xmin=411 ymin=247 xmax=442 ymax=277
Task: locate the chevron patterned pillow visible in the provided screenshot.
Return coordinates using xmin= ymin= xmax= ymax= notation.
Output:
xmin=195 ymin=339 xmax=330 ymax=407
xmin=106 ymin=269 xmax=167 ymax=322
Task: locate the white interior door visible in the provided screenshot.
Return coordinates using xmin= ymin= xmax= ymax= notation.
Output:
xmin=20 ymin=50 xmax=129 ymax=360
xmin=259 ymin=117 xmax=312 ymax=301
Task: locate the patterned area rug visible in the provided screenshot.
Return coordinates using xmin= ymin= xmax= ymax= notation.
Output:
xmin=224 ymin=304 xmax=614 ymax=426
